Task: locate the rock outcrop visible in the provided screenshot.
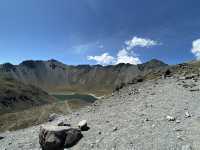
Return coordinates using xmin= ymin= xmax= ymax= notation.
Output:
xmin=39 ymin=125 xmax=82 ymax=150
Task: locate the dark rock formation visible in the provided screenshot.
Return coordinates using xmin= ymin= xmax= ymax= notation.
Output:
xmin=39 ymin=125 xmax=82 ymax=150
xmin=64 ymin=129 xmax=82 ymax=148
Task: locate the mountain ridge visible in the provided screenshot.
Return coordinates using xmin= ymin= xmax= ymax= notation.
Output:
xmin=0 ymin=59 xmax=168 ymax=95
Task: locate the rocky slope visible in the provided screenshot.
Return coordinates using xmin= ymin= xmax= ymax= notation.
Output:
xmin=1 ymin=73 xmax=200 ymax=149
xmin=0 ymin=59 xmax=169 ymax=132
xmin=0 ymin=59 xmax=168 ymax=95
xmin=0 ymin=75 xmax=55 ymax=115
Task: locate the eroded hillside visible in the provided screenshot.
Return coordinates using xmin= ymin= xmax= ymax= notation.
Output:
xmin=0 ymin=59 xmax=168 ymax=95
xmin=0 ymin=75 xmax=55 ymax=115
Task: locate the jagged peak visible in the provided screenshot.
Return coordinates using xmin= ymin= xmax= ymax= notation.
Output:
xmin=19 ymin=60 xmax=43 ymax=68
xmin=147 ymin=59 xmax=167 ymax=64
xmin=140 ymin=59 xmax=167 ymax=65
xmin=47 ymin=59 xmax=61 ymax=63
xmin=1 ymin=63 xmax=15 ymax=68
xmin=138 ymin=59 xmax=168 ymax=71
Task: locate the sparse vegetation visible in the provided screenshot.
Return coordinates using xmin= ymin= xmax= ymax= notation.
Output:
xmin=0 ymin=75 xmax=55 ymax=115
xmin=0 ymin=101 xmax=71 ymax=132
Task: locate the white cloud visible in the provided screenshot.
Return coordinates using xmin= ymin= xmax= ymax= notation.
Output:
xmin=114 ymin=36 xmax=158 ymax=64
xmin=87 ymin=36 xmax=160 ymax=65
xmin=191 ymin=39 xmax=200 ymax=60
xmin=88 ymin=50 xmax=141 ymax=65
xmin=125 ymin=36 xmax=159 ymax=50
xmin=115 ymin=49 xmax=141 ymax=65
xmin=87 ymin=53 xmax=115 ymax=65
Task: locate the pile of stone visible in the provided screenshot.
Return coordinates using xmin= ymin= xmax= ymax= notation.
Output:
xmin=178 ymin=73 xmax=198 ymax=81
xmin=39 ymin=120 xmax=88 ymax=150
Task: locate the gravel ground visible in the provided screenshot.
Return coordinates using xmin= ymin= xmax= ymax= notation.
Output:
xmin=1 ymin=76 xmax=200 ymax=150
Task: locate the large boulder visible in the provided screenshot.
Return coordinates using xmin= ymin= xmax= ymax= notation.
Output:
xmin=39 ymin=125 xmax=69 ymax=150
xmin=39 ymin=125 xmax=82 ymax=150
xmin=64 ymin=129 xmax=82 ymax=148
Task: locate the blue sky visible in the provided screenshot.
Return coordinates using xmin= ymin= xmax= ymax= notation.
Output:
xmin=0 ymin=0 xmax=200 ymax=65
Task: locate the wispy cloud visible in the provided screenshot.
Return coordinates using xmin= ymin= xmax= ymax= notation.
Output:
xmin=191 ymin=39 xmax=200 ymax=60
xmin=125 ymin=36 xmax=160 ymax=50
xmin=87 ymin=53 xmax=115 ymax=65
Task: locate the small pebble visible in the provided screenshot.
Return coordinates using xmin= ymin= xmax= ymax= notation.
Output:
xmin=112 ymin=127 xmax=118 ymax=132
xmin=78 ymin=120 xmax=88 ymax=131
xmin=185 ymin=111 xmax=191 ymax=118
xmin=90 ymin=143 xmax=95 ymax=148
xmin=166 ymin=115 xmax=176 ymax=121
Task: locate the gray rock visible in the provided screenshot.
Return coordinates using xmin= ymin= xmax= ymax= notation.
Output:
xmin=185 ymin=74 xmax=198 ymax=80
xmin=0 ymin=136 xmax=4 ymax=140
xmin=166 ymin=115 xmax=176 ymax=121
xmin=189 ymin=89 xmax=200 ymax=92
xmin=112 ymin=127 xmax=118 ymax=132
xmin=57 ymin=121 xmax=71 ymax=127
xmin=185 ymin=111 xmax=191 ymax=118
xmin=39 ymin=125 xmax=83 ymax=150
xmin=48 ymin=113 xmax=60 ymax=122
xmin=78 ymin=120 xmax=88 ymax=131
xmin=39 ymin=125 xmax=69 ymax=150
xmin=64 ymin=129 xmax=82 ymax=148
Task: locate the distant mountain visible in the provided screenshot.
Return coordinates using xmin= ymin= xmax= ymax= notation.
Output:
xmin=0 ymin=59 xmax=168 ymax=95
xmin=138 ymin=59 xmax=167 ymax=71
